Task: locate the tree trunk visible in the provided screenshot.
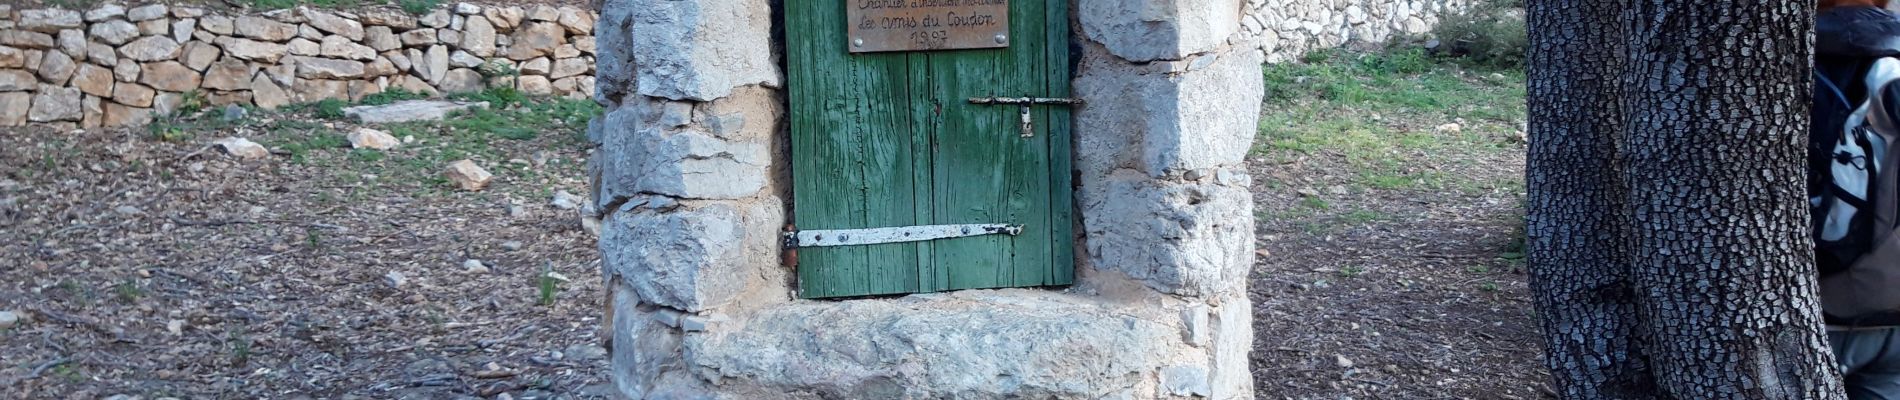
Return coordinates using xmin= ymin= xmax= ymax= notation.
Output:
xmin=1527 ymin=1 xmax=1844 ymax=398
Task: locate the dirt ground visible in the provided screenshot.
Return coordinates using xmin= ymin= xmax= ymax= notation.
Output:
xmin=1245 ymin=52 xmax=1549 ymax=399
xmin=0 ymin=54 xmax=1543 ymax=399
xmin=0 ymin=105 xmax=610 ymax=399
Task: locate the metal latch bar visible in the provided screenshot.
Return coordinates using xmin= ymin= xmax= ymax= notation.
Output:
xmin=785 ymin=224 xmax=1024 ymax=248
xmin=969 ymin=96 xmax=1084 ymax=138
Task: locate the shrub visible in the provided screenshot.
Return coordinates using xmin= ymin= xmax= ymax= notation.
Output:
xmin=1430 ymin=0 xmax=1527 ymax=69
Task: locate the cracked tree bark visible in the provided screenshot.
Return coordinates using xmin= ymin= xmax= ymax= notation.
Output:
xmin=1527 ymin=1 xmax=1845 ymax=398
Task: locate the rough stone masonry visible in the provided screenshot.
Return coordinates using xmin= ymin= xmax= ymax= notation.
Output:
xmin=591 ymin=0 xmax=1461 ymax=398
xmin=0 ymin=2 xmax=600 ymax=129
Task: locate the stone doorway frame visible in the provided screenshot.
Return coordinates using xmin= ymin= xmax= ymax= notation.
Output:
xmin=591 ymin=0 xmax=1262 ymax=397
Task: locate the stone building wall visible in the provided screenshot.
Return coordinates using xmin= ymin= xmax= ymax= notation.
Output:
xmin=1244 ymin=0 xmax=1473 ymax=63
xmin=0 ymin=2 xmax=599 ymax=129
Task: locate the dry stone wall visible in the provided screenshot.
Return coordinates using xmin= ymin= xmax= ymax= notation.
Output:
xmin=1243 ymin=0 xmax=1472 ymax=63
xmin=0 ymin=2 xmax=599 ymax=128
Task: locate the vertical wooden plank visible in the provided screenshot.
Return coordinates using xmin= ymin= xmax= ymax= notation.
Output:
xmin=788 ymin=0 xmax=919 ymax=298
xmin=1044 ymin=0 xmax=1076 ymax=286
xmin=910 ymin=55 xmax=941 ymax=292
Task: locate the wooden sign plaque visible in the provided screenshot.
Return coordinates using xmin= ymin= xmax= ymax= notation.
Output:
xmin=847 ymin=0 xmax=1011 ymax=53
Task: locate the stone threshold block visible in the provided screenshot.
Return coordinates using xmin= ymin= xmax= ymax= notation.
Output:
xmin=613 ymin=288 xmax=1251 ymax=399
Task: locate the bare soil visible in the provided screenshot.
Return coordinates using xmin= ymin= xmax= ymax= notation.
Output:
xmin=0 ymin=120 xmax=609 ymax=399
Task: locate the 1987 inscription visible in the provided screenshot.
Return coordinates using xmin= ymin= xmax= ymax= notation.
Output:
xmin=847 ymin=0 xmax=1010 ymax=53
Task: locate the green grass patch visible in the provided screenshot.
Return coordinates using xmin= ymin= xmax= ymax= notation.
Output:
xmin=1259 ymin=49 xmax=1526 ymax=194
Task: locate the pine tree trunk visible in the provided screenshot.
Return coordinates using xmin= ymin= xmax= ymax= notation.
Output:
xmin=1527 ymin=1 xmax=1845 ymax=398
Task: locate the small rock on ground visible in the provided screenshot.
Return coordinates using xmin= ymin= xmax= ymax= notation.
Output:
xmin=550 ymin=190 xmax=583 ymax=210
xmin=214 ymin=137 xmax=269 ymax=159
xmin=348 ymin=127 xmax=400 ymax=150
xmin=444 ymin=159 xmax=493 ymax=191
xmin=384 ymin=271 xmax=408 ymax=288
xmin=463 ymin=259 xmax=490 ymax=274
xmin=0 ymin=311 xmax=19 ymax=329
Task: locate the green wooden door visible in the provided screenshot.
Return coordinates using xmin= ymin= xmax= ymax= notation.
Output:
xmin=787 ymin=1 xmax=1074 ymax=299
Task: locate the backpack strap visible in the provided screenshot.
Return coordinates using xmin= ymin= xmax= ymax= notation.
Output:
xmin=1821 ymin=70 xmax=1853 ymax=109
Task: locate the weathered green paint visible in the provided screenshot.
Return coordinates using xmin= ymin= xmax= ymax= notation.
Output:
xmin=788 ymin=1 xmax=1073 ymax=298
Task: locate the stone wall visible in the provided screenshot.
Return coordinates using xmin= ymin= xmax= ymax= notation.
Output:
xmin=0 ymin=2 xmax=598 ymax=128
xmin=1243 ymin=0 xmax=1473 ymax=63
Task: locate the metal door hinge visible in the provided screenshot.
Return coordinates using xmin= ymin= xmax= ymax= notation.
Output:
xmin=784 ymin=224 xmax=1024 ymax=248
xmin=969 ymin=96 xmax=1085 ymax=138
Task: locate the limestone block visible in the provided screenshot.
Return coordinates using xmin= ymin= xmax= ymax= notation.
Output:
xmin=217 ymin=37 xmax=289 ymax=63
xmin=120 ymin=37 xmax=182 ymax=62
xmin=236 ymin=16 xmax=298 ymax=41
xmin=112 ymin=62 xmax=139 ymax=83
xmin=1079 ymin=173 xmax=1253 ymax=297
xmin=673 ymin=292 xmax=1185 ymax=399
xmin=71 ymin=64 xmax=114 ymax=97
xmin=19 ymin=9 xmax=83 ymax=33
xmin=80 ymin=94 xmax=102 ymax=129
xmin=89 ymin=20 xmax=140 ymax=45
xmin=528 ymin=5 xmax=559 ymax=22
xmin=127 ymin=5 xmax=169 ymax=22
xmin=401 ymin=28 xmax=438 ymax=47
xmin=365 ymin=57 xmax=398 ymax=77
xmin=519 ymin=57 xmax=550 ymax=75
xmin=295 ymin=57 xmax=366 ymax=80
xmin=250 ymin=75 xmax=290 ymax=109
xmin=0 ymin=31 xmax=55 ymax=49
xmin=154 ymin=91 xmax=186 ymax=116
xmin=172 ymin=7 xmax=206 ymax=18
xmin=604 ymin=0 xmax=777 ymax=102
xmin=553 ymin=44 xmax=581 ymax=59
xmin=387 ymin=51 xmax=413 ymax=72
xmin=0 ymin=92 xmax=27 ymax=125
xmin=517 ymin=74 xmax=552 ymax=95
xmin=344 ymin=99 xmax=485 ymax=123
xmin=551 ymin=76 xmax=584 ymax=96
xmin=55 ymin=30 xmax=84 ymax=61
xmin=24 ymin=51 xmax=41 ymax=70
xmin=179 ymin=42 xmax=218 ymax=71
xmin=0 ymin=46 xmax=21 ymax=68
xmin=29 ymin=86 xmax=82 ymax=122
xmin=293 ymin=78 xmax=349 ymax=103
xmin=173 ymin=19 xmax=197 ymax=43
xmin=1080 ymin=0 xmax=1242 ymax=62
xmin=138 ymin=18 xmax=172 ymax=37
xmin=320 ymin=35 xmax=376 ymax=60
xmin=557 ymin=7 xmax=595 ymax=35
xmin=199 ymin=16 xmax=235 ymax=36
xmin=550 ymin=57 xmax=589 ymax=79
xmin=420 ymin=9 xmax=451 ymax=29
xmin=597 ymin=108 xmax=772 ymax=200
xmin=455 ymin=2 xmax=483 ymax=15
xmin=601 ymin=200 xmax=781 ymax=312
xmin=297 ymin=24 xmax=323 ymax=40
xmin=420 ymin=45 xmax=449 ymax=83
xmin=206 ymin=90 xmax=251 ymax=106
xmin=104 ymin=101 xmax=153 ymax=126
xmin=1075 ymin=50 xmax=1262 ymax=177
xmin=85 ymin=5 xmax=127 ymax=22
xmin=448 ymin=50 xmax=482 ymax=68
xmin=438 ymin=68 xmax=482 ymax=93
xmin=486 ymin=7 xmax=525 ymax=33
xmin=504 ymin=21 xmax=563 ymax=61
xmin=365 ymin=26 xmax=400 ymax=51
xmin=348 ymin=79 xmax=384 ymax=102
xmin=37 ymin=50 xmax=75 ymax=85
xmin=304 ymin=9 xmax=365 ymax=41
xmin=110 ymin=81 xmax=157 ymax=107
xmin=437 ymin=29 xmax=463 ymax=47
xmin=263 ymin=64 xmax=296 ymax=87
xmin=0 ymin=69 xmax=33 ymax=90
xmin=572 ymin=35 xmax=595 ymax=55
xmin=139 ymin=61 xmax=200 ymax=92
xmin=360 ymin=9 xmax=419 ymax=30
xmin=462 ymin=14 xmax=497 ymax=57
xmin=201 ymin=59 xmax=252 ymax=91
xmin=288 ymin=38 xmax=320 ymax=56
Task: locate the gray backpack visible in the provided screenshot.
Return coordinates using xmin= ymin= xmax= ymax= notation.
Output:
xmin=1815 ymin=57 xmax=1900 ymax=326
